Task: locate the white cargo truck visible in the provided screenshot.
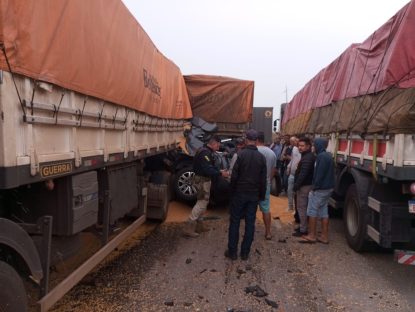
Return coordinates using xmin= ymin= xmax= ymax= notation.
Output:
xmin=0 ymin=1 xmax=192 ymax=311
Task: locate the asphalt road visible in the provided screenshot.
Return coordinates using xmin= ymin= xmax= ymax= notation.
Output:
xmin=51 ymin=197 xmax=415 ymax=312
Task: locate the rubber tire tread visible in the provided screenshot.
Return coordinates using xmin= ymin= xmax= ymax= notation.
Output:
xmin=343 ymin=184 xmax=370 ymax=252
xmin=0 ymin=261 xmax=28 ymax=312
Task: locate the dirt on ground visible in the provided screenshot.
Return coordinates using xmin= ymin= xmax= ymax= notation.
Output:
xmin=50 ymin=196 xmax=415 ymax=312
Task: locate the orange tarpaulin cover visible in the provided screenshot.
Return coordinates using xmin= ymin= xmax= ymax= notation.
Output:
xmin=0 ymin=0 xmax=192 ymax=120
xmin=184 ymin=75 xmax=254 ymax=124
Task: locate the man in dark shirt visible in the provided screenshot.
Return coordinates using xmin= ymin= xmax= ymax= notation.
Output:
xmin=225 ymin=129 xmax=267 ymax=260
xmin=183 ymin=135 xmax=229 ymax=237
xmin=293 ymin=137 xmax=315 ymax=237
xmin=301 ymin=137 xmax=335 ymax=244
xmin=280 ymin=136 xmax=293 ymax=193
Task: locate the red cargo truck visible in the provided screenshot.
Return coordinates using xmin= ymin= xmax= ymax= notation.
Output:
xmin=281 ymin=1 xmax=415 ymax=258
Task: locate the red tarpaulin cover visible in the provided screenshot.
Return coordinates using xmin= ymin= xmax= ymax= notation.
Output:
xmin=0 ymin=0 xmax=192 ymax=120
xmin=283 ymin=0 xmax=415 ymax=125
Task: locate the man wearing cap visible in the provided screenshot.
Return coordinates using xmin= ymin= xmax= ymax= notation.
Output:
xmin=225 ymin=129 xmax=267 ymax=260
xmin=183 ymin=135 xmax=229 ymax=238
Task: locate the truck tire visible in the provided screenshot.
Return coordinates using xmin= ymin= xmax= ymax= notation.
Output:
xmin=174 ymin=167 xmax=197 ymax=202
xmin=343 ymin=184 xmax=369 ymax=252
xmin=0 ymin=261 xmax=28 ymax=312
xmin=146 ymin=183 xmax=170 ymax=222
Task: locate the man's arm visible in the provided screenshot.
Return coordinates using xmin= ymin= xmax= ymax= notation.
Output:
xmin=198 ymin=150 xmax=220 ymax=177
xmin=229 ymin=153 xmax=238 ymax=174
xmin=289 ymin=148 xmax=301 ymax=175
xmin=259 ymin=157 xmax=267 ymax=201
xmin=312 ymin=155 xmax=330 ymax=190
xmin=230 ymin=156 xmax=240 ymax=190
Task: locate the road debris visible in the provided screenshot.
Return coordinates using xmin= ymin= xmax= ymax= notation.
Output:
xmin=265 ymin=298 xmax=279 ymax=308
xmin=244 ymin=285 xmax=268 ymax=297
xmin=50 ymin=200 xmax=415 ymax=312
xmin=237 ymin=269 xmax=246 ymax=275
xmin=164 ymin=299 xmax=174 ymax=306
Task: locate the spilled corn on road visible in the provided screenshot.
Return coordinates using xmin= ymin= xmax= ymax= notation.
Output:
xmin=51 ymin=196 xmax=415 ymax=312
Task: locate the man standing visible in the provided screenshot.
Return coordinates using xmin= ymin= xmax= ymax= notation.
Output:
xmin=270 ymin=136 xmax=282 ymax=161
xmin=228 ymin=138 xmax=245 ymax=178
xmin=256 ymin=131 xmax=277 ymax=240
xmin=293 ymin=137 xmax=315 ymax=237
xmin=270 ymin=136 xmax=282 ymax=195
xmin=226 ymin=129 xmax=267 ymax=260
xmin=286 ymin=137 xmax=301 ymax=212
xmin=183 ymin=135 xmax=229 ymax=238
xmin=280 ymin=135 xmax=293 ymax=194
xmin=301 ymin=137 xmax=335 ymax=244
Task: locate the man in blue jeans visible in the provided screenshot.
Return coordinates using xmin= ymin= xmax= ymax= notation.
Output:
xmin=225 ymin=129 xmax=267 ymax=260
xmin=300 ymin=137 xmax=335 ymax=244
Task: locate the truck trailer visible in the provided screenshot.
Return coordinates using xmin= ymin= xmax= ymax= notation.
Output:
xmin=282 ymin=1 xmax=415 ymax=257
xmin=184 ymin=74 xmax=254 ymax=137
xmin=171 ymin=75 xmax=254 ymax=203
xmin=0 ymin=1 xmax=192 ymax=311
xmin=250 ymin=107 xmax=273 ymax=145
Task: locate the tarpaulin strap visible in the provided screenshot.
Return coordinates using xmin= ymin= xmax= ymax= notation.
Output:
xmin=346 ymin=133 xmax=351 ymax=168
xmin=123 ymin=109 xmax=129 ymax=127
xmin=98 ymin=103 xmax=105 ymax=127
xmin=112 ymin=107 xmax=118 ymax=128
xmin=53 ymin=93 xmax=65 ymax=124
xmin=0 ymin=43 xmax=26 ymax=119
xmin=333 ymin=132 xmax=339 ymax=165
xmin=372 ymin=134 xmax=378 ymax=181
xmin=30 ymin=81 xmax=37 ymax=116
xmin=78 ymin=97 xmax=88 ymax=127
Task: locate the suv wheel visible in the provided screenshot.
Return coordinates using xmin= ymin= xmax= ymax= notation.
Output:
xmin=174 ymin=167 xmax=197 ymax=202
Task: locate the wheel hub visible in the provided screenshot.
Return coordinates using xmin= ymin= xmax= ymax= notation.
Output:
xmin=178 ymin=171 xmax=197 ymax=196
xmin=346 ymin=199 xmax=359 ymax=237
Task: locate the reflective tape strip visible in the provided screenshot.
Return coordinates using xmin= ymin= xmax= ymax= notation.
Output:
xmin=397 ymin=254 xmax=415 ymax=265
xmin=403 ymin=256 xmax=415 ymax=266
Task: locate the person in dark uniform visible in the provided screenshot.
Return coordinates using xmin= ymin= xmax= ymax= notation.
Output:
xmin=225 ymin=129 xmax=267 ymax=260
xmin=183 ymin=135 xmax=229 ymax=237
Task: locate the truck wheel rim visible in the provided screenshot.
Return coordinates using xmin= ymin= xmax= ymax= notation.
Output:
xmin=347 ymin=199 xmax=359 ymax=237
xmin=178 ymin=171 xmax=197 ymax=196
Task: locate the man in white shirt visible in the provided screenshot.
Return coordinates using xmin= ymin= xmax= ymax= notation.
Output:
xmin=286 ymin=137 xmax=300 ymax=211
xmin=256 ymin=131 xmax=277 ymax=240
